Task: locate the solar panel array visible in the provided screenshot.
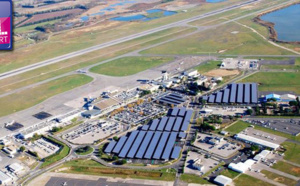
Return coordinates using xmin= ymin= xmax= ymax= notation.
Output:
xmin=105 ymin=107 xmax=192 ymax=160
xmin=202 ymin=83 xmax=258 ymax=104
xmin=159 ymin=93 xmax=186 ymax=106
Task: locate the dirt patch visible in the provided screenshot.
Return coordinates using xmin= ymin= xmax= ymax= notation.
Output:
xmin=274 ymin=177 xmax=285 ymax=182
xmin=204 ymin=69 xmax=239 ymax=77
xmin=291 ymin=167 xmax=300 ymax=174
xmin=128 ymin=2 xmax=160 ymax=11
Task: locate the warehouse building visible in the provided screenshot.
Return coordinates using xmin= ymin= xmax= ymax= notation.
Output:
xmin=214 ymin=175 xmax=233 ymax=186
xmin=0 ymin=171 xmax=11 ymax=185
xmin=228 ymin=159 xmax=256 ymax=173
xmin=234 ymin=133 xmax=279 ymax=150
xmin=202 ymin=83 xmax=258 ymax=104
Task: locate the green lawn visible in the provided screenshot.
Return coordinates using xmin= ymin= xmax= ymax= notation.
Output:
xmin=180 ymin=174 xmax=210 ymax=184
xmin=64 ymin=159 xmax=105 ymax=168
xmin=141 ymin=22 xmax=293 ymax=55
xmin=261 ymin=170 xmax=298 ymax=186
xmin=239 ymin=72 xmax=300 ymax=94
xmin=220 ymin=168 xmax=240 ymax=179
xmin=225 ymin=121 xmax=250 ymax=134
xmin=272 ymin=161 xmax=300 ymax=177
xmin=194 ymin=60 xmax=221 ymax=74
xmin=234 ymin=174 xmax=274 ymax=186
xmin=75 ymin=146 xmax=93 ymax=156
xmin=261 ymin=64 xmax=300 ymax=70
xmin=281 ymin=142 xmax=300 ymax=164
xmin=90 ymin=57 xmax=174 ymax=76
xmin=40 ymin=136 xmax=70 ymax=168
xmin=0 ymin=74 xmax=93 ymax=117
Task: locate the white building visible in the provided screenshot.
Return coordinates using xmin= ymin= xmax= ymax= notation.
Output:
xmin=235 ymin=133 xmax=280 ymax=150
xmin=253 ymin=150 xmax=271 ymax=161
xmin=56 ymin=109 xmax=82 ymax=123
xmin=8 ymin=163 xmax=23 ymax=174
xmin=18 ymin=120 xmax=59 ymax=139
xmin=192 ymin=159 xmax=204 ymax=171
xmin=228 ymin=159 xmax=256 ymax=173
xmin=184 ymin=69 xmax=198 ymax=77
xmin=0 ymin=171 xmax=12 ymax=185
xmin=214 ymin=175 xmax=232 ymax=186
xmin=220 ymin=131 xmax=229 ymax=135
xmin=162 ymin=80 xmax=173 ymax=88
xmin=2 ymin=145 xmax=17 ymax=155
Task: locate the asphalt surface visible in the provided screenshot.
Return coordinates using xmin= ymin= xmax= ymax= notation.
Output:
xmin=45 ymin=177 xmax=156 ymax=186
xmin=0 ymin=0 xmax=259 ymax=80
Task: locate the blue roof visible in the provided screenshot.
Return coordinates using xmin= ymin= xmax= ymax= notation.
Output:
xmin=149 ymin=119 xmax=159 ymax=131
xmin=112 ymin=136 xmax=127 ymax=154
xmin=173 ymin=117 xmax=183 ymax=132
xmin=230 ymin=83 xmax=237 ymax=103
xmin=127 ymin=131 xmax=146 ymax=158
xmin=237 ymin=83 xmax=244 ymax=103
xmin=104 ymin=140 xmax=117 ymax=153
xmin=165 ymin=117 xmax=175 ymax=131
xmin=165 ymin=95 xmax=185 ymax=102
xmin=171 ymin=146 xmax=181 ymax=159
xmin=251 ymin=83 xmax=258 ymax=103
xmin=178 ymin=108 xmax=186 ymax=116
xmin=216 ymin=92 xmax=223 ymax=103
xmin=171 ymin=107 xmax=179 ymax=116
xmin=179 ymin=132 xmax=186 ymax=138
xmin=153 ymin=132 xmax=170 ymax=159
xmin=144 ymin=132 xmax=162 ymax=159
xmin=135 ymin=131 xmax=154 ymax=158
xmin=162 ymin=132 xmax=178 ymax=160
xmin=222 ymin=88 xmax=230 ymax=103
xmin=119 ymin=131 xmax=139 ymax=157
xmin=208 ymin=94 xmax=216 ymax=103
xmin=141 ymin=125 xmax=149 ymax=131
xmin=157 ymin=117 xmax=168 ymax=131
xmin=244 ymin=83 xmax=250 ymax=103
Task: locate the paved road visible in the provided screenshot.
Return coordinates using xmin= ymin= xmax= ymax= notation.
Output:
xmin=0 ymin=0 xmax=260 ymax=80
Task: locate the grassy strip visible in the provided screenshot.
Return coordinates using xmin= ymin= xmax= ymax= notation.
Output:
xmin=90 ymin=57 xmax=174 ymax=76
xmin=61 ymin=159 xmax=176 ymax=181
xmin=75 ymin=146 xmax=93 ymax=156
xmin=272 ymin=161 xmax=300 ymax=177
xmin=220 ymin=168 xmax=240 ymax=179
xmin=281 ymin=142 xmax=300 ymax=165
xmin=194 ymin=60 xmax=221 ymax=74
xmin=0 ymin=74 xmax=93 ymax=117
xmin=261 ymin=170 xmax=298 ymax=186
xmin=40 ymin=136 xmax=70 ymax=169
xmin=180 ymin=174 xmax=210 ymax=184
xmin=234 ymin=174 xmax=274 ymax=186
xmin=225 ymin=120 xmax=250 ymax=134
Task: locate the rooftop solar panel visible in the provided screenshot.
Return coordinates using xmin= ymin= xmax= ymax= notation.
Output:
xmin=171 ymin=146 xmax=181 ymax=159
xmin=159 ymin=99 xmax=179 ymax=106
xmin=141 ymin=125 xmax=149 ymax=131
xmin=179 ymin=132 xmax=186 ymax=139
xmin=222 ymin=88 xmax=230 ymax=103
xmin=237 ymin=83 xmax=244 ymax=103
xmin=178 ymin=108 xmax=186 ymax=116
xmin=173 ymin=117 xmax=183 ymax=132
xmin=230 ymin=83 xmax=237 ymax=103
xmin=127 ymin=131 xmax=146 ymax=158
xmin=149 ymin=119 xmax=159 ymax=131
xmin=202 ymin=96 xmax=209 ymax=101
xmin=216 ymin=92 xmax=223 ymax=103
xmin=119 ymin=131 xmax=139 ymax=158
xmin=153 ymin=132 xmax=170 ymax=159
xmin=171 ymin=107 xmax=179 ymax=116
xmin=144 ymin=132 xmax=162 ymax=159
xmin=160 ymin=98 xmax=182 ymax=105
xmin=251 ymin=83 xmax=258 ymax=103
xmin=244 ymin=83 xmax=250 ymax=103
xmin=208 ymin=94 xmax=216 ymax=103
xmin=104 ymin=140 xmax=117 ymax=153
xmin=165 ymin=95 xmax=186 ymax=102
xmin=112 ymin=136 xmax=128 ymax=154
xmin=162 ymin=132 xmax=178 ymax=160
xmin=157 ymin=117 xmax=168 ymax=131
xmin=162 ymin=97 xmax=183 ymax=104
xmin=169 ymin=93 xmax=184 ymax=99
xmin=165 ymin=117 xmax=175 ymax=131
xmin=135 ymin=131 xmax=154 ymax=158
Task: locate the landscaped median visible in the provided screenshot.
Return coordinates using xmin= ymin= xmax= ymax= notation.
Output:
xmin=58 ymin=159 xmax=176 ymax=181
xmin=40 ymin=136 xmax=71 ymax=169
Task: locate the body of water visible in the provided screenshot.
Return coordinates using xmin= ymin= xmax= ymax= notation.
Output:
xmin=260 ymin=4 xmax=300 ymax=42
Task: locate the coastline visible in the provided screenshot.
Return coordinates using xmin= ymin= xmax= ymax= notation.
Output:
xmin=253 ymin=2 xmax=300 ymax=45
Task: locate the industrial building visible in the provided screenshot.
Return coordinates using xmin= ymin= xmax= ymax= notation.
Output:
xmin=228 ymin=159 xmax=256 ymax=173
xmin=202 ymin=83 xmax=258 ymax=104
xmin=192 ymin=159 xmax=204 ymax=171
xmin=0 ymin=171 xmax=11 ymax=185
xmin=159 ymin=93 xmax=187 ymax=106
xmin=234 ymin=133 xmax=280 ymax=150
xmin=253 ymin=150 xmax=271 ymax=161
xmin=105 ymin=108 xmax=192 ymax=161
xmin=214 ymin=175 xmax=233 ymax=186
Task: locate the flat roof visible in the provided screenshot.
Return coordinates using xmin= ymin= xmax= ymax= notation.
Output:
xmin=235 ymin=133 xmax=280 ymax=149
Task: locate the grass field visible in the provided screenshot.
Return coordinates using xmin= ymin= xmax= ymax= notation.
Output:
xmin=180 ymin=174 xmax=210 ymax=184
xmin=261 ymin=170 xmax=298 ymax=186
xmin=40 ymin=136 xmax=70 ymax=168
xmin=220 ymin=168 xmax=240 ymax=179
xmin=225 ymin=121 xmax=250 ymax=134
xmin=234 ymin=174 xmax=273 ymax=186
xmin=272 ymin=161 xmax=300 ymax=177
xmin=0 ymin=74 xmax=93 ymax=117
xmin=239 ymin=72 xmax=300 ymax=94
xmin=141 ymin=22 xmax=294 ymax=56
xmin=194 ymin=60 xmax=221 ymax=74
xmin=281 ymin=142 xmax=300 ymax=164
xmin=75 ymin=146 xmax=93 ymax=156
xmin=61 ymin=159 xmax=176 ymax=181
xmin=90 ymin=56 xmax=173 ymax=76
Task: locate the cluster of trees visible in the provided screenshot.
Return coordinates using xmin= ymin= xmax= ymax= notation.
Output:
xmin=200 ymin=122 xmax=216 ymax=132
xmin=139 ymin=90 xmax=151 ymax=97
xmin=257 ymin=97 xmax=300 ymax=116
xmin=75 ymin=146 xmax=92 ymax=154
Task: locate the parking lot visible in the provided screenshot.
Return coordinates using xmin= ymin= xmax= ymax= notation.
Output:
xmin=200 ymin=106 xmax=247 ymax=116
xmin=193 ymin=133 xmax=241 ymax=158
xmin=240 ymin=128 xmax=286 ymax=145
xmin=184 ymin=151 xmax=219 ymax=176
xmin=64 ymin=120 xmax=122 ymax=144
xmin=244 ymin=118 xmax=300 ymax=136
xmin=26 ymin=138 xmax=60 ymax=159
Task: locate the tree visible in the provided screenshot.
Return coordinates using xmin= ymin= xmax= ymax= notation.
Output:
xmin=113 ymin=136 xmax=119 ymax=141
xmin=112 ymin=156 xmax=119 ymax=161
xmin=289 ymin=101 xmax=298 ymax=106
xmin=246 ymin=109 xmax=253 ymax=115
xmin=250 ymin=145 xmax=259 ymax=152
xmin=20 ymin=146 xmax=25 ymax=152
